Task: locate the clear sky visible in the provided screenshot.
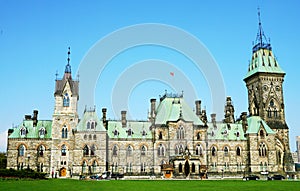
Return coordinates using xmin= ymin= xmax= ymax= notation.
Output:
xmin=0 ymin=0 xmax=299 ymax=152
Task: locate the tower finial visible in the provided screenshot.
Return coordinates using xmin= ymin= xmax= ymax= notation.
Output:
xmin=65 ymin=47 xmax=72 ymax=74
xmin=253 ymin=7 xmax=271 ymax=52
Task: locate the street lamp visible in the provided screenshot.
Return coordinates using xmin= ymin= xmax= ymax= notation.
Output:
xmin=27 ymin=154 xmax=30 ymax=169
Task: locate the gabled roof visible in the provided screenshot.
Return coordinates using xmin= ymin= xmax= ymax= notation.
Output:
xmin=246 ymin=116 xmax=275 ymax=134
xmin=207 ymin=122 xmax=246 ymax=141
xmin=155 ymin=96 xmax=204 ymax=125
xmin=75 ymin=109 xmax=106 ymax=132
xmin=54 ymin=75 xmax=79 ymax=96
xmin=245 ymin=48 xmax=285 ymax=80
xmin=8 ymin=120 xmax=52 ymax=139
xmin=107 ymin=121 xmax=152 ymax=139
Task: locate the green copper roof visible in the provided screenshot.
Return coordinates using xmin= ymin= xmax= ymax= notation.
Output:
xmin=76 ymin=109 xmax=106 ymax=131
xmin=246 ymin=116 xmax=275 ymax=134
xmin=245 ymin=48 xmax=285 ymax=79
xmin=8 ymin=120 xmax=52 ymax=139
xmin=155 ymin=96 xmax=204 ymax=125
xmin=207 ymin=122 xmax=246 ymax=141
xmin=107 ymin=121 xmax=152 ymax=139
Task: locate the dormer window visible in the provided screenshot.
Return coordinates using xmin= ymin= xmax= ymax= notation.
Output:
xmin=20 ymin=126 xmax=27 ymax=137
xmin=113 ymin=129 xmax=119 ymax=137
xmin=39 ymin=127 xmax=45 ymax=138
xmin=141 ymin=130 xmax=147 ymax=137
xmin=127 ymin=129 xmax=133 ymax=137
xmin=87 ymin=121 xmax=97 ymax=130
xmin=63 ymin=93 xmax=70 ymax=107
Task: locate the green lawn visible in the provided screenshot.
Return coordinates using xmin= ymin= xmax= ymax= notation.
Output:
xmin=1 ymin=179 xmax=299 ymax=191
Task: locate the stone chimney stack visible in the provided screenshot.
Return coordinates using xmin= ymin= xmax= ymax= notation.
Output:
xmin=32 ymin=110 xmax=38 ymax=127
xmin=102 ymin=108 xmax=107 ymax=129
xmin=121 ymin=110 xmax=127 ymax=128
xmin=195 ymin=100 xmax=201 ymax=116
xmin=150 ymin=98 xmax=156 ymax=123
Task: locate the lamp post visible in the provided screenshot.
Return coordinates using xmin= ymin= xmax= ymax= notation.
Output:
xmin=27 ymin=154 xmax=30 ymax=170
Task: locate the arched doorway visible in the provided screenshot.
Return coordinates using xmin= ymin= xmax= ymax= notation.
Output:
xmin=184 ymin=160 xmax=190 ymax=177
xmin=60 ymin=167 xmax=67 ymax=177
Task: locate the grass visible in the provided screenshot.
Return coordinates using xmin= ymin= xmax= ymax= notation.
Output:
xmin=0 ymin=179 xmax=300 ymax=191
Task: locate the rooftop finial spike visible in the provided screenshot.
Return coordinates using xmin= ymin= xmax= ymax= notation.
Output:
xmin=252 ymin=7 xmax=271 ymax=52
xmin=65 ymin=47 xmax=72 ymax=74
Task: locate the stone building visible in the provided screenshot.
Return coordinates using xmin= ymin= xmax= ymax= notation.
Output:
xmin=6 ymin=14 xmax=294 ymax=178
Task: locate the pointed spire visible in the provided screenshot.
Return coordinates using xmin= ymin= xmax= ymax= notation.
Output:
xmin=253 ymin=8 xmax=271 ymax=53
xmin=65 ymin=47 xmax=72 ymax=74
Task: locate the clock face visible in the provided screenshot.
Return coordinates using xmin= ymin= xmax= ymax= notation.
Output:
xmin=276 ymin=86 xmax=280 ymax=91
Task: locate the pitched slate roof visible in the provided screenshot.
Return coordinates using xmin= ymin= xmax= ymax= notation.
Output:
xmin=75 ymin=109 xmax=106 ymax=132
xmin=8 ymin=120 xmax=52 ymax=139
xmin=155 ymin=95 xmax=204 ymax=125
xmin=245 ymin=48 xmax=285 ymax=79
xmin=54 ymin=75 xmax=79 ymax=96
xmin=246 ymin=116 xmax=275 ymax=134
xmin=207 ymin=122 xmax=246 ymax=141
xmin=107 ymin=121 xmax=152 ymax=139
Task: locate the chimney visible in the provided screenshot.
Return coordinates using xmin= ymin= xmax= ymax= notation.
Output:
xmin=150 ymin=99 xmax=156 ymax=123
xmin=195 ymin=100 xmax=201 ymax=116
xmin=121 ymin=110 xmax=127 ymax=127
xmin=102 ymin=108 xmax=107 ymax=130
xmin=33 ymin=110 xmax=38 ymax=127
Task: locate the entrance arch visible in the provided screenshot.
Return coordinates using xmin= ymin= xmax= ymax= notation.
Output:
xmin=60 ymin=167 xmax=67 ymax=177
xmin=184 ymin=160 xmax=190 ymax=177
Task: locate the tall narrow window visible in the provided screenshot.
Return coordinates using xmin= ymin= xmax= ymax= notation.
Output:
xmin=236 ymin=147 xmax=241 ymax=156
xmin=177 ymin=126 xmax=184 ymax=139
xmin=61 ymin=144 xmax=67 ymax=156
xmin=179 ymin=163 xmax=183 ymax=173
xmin=127 ymin=146 xmax=133 ymax=156
xmin=62 ymin=125 xmax=68 ymax=138
xmin=83 ymin=145 xmax=89 ymax=156
xmin=224 ymin=146 xmax=229 ymax=156
xmin=158 ymin=131 xmax=163 ymax=139
xmin=92 ymin=161 xmax=97 ymax=173
xmin=196 ymin=144 xmax=203 ymax=156
xmin=113 ymin=145 xmax=118 ymax=156
xmin=19 ymin=145 xmax=25 ymax=156
xmin=87 ymin=122 xmax=90 ymax=130
xmin=212 ymin=146 xmax=216 ymax=157
xmin=38 ymin=145 xmax=45 ymax=157
xmin=191 ymin=163 xmax=196 ymax=173
xmin=90 ymin=145 xmax=95 ymax=156
xmin=158 ymin=144 xmax=165 ymax=156
xmin=63 ymin=93 xmax=70 ymax=107
xmin=141 ymin=145 xmax=146 ymax=156
xmin=259 ymin=142 xmax=267 ymax=157
xmin=20 ymin=127 xmax=27 ymax=136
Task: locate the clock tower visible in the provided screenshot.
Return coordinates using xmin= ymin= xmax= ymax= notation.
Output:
xmin=244 ymin=10 xmax=294 ymax=172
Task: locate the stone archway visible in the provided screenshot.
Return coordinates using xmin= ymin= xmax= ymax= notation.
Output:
xmin=184 ymin=160 xmax=190 ymax=177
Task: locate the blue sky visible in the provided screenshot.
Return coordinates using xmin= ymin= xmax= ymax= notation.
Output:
xmin=0 ymin=0 xmax=299 ymax=152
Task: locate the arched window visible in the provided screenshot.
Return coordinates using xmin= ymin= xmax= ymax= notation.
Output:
xmin=92 ymin=160 xmax=97 ymax=173
xmin=212 ymin=146 xmax=216 ymax=157
xmin=259 ymin=142 xmax=267 ymax=157
xmin=195 ymin=144 xmax=203 ymax=156
xmin=175 ymin=145 xmax=179 ymax=155
xmin=19 ymin=145 xmax=25 ymax=156
xmin=91 ymin=122 xmax=95 ymax=129
xmin=84 ymin=134 xmax=87 ymax=140
xmin=236 ymin=147 xmax=241 ymax=156
xmin=38 ymin=145 xmax=45 ymax=157
xmin=90 ymin=145 xmax=96 ymax=156
xmin=93 ymin=135 xmax=97 ymax=140
xmin=260 ymin=130 xmax=264 ymax=138
xmin=62 ymin=125 xmax=68 ymax=138
xmin=63 ymin=93 xmax=70 ymax=107
xmin=158 ymin=131 xmax=163 ymax=139
xmin=87 ymin=122 xmax=90 ymax=129
xmin=141 ymin=145 xmax=146 ymax=156
xmin=61 ymin=144 xmax=67 ymax=156
xmin=224 ymin=146 xmax=229 ymax=156
xmin=197 ymin=132 xmax=201 ymax=140
xmin=158 ymin=144 xmax=165 ymax=156
xmin=179 ymin=144 xmax=184 ymax=154
xmin=82 ymin=161 xmax=87 ymax=174
xmin=113 ymin=145 xmax=118 ymax=156
xmin=83 ymin=145 xmax=89 ymax=156
xmin=89 ymin=134 xmax=92 ymax=140
xmin=127 ymin=145 xmax=133 ymax=156
xmin=177 ymin=126 xmax=184 ymax=139
xmin=178 ymin=163 xmax=183 ymax=173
